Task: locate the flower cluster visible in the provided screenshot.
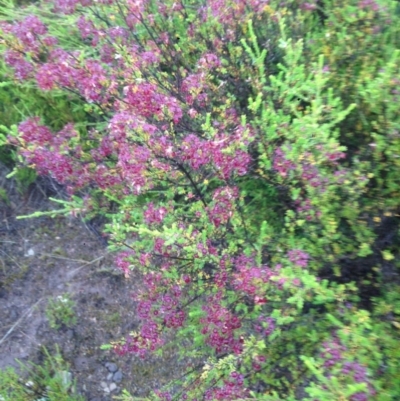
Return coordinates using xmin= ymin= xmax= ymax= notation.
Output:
xmin=214 ymin=256 xmax=229 ymax=288
xmin=131 ymin=273 xmax=186 ymax=355
xmin=180 ymin=134 xmax=211 ymax=169
xmin=179 ymin=133 xmax=251 ymax=179
xmin=144 ymin=203 xmax=168 ymax=225
xmin=254 ymin=316 xmax=275 ymax=337
xmin=4 ymin=50 xmax=34 ymax=80
xmin=299 ymin=1 xmax=317 ymax=11
xmin=287 ymin=249 xmax=310 ymax=268
xmin=204 ymin=372 xmax=249 ymax=400
xmin=115 ymin=251 xmax=135 ymax=277
xmin=342 ymin=362 xmax=376 ymax=401
xmin=122 ymin=82 xmax=182 ymax=123
xmin=320 ymin=337 xmax=347 ymax=368
xmin=200 ymin=294 xmax=243 ymax=354
xmin=153 ymin=390 xmax=172 ymax=401
xmin=77 ymin=15 xmax=100 ymax=45
xmin=273 ymin=147 xmax=296 ymax=178
xmin=16 ymin=118 xmax=89 ymax=189
xmin=53 ymin=0 xmax=87 ymax=14
xmin=125 ymin=271 xmax=187 ymax=358
xmin=294 ymin=198 xmax=321 ymax=221
xmin=117 ymin=144 xmax=151 ymax=194
xmin=207 ymin=186 xmax=238 ymax=227
xmin=114 ymin=320 xmax=163 ymax=358
xmin=274 ymin=146 xmax=345 ymax=192
xmin=320 ymin=338 xmax=376 ymax=401
xmin=11 ymin=15 xmax=47 ymax=50
xmin=181 ymin=73 xmax=208 ymax=105
xmin=252 ymin=354 xmax=267 ymax=371
xmin=233 ymin=255 xmax=273 ymax=297
xmin=18 ymin=117 xmax=53 ymax=144
xmin=158 ymin=285 xmax=186 ymax=329
xmin=358 ymin=0 xmax=380 ymax=12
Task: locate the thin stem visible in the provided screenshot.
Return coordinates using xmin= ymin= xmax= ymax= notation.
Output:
xmin=175 ymin=162 xmax=207 ymax=207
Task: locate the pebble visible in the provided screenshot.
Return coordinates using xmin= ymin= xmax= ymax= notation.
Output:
xmin=100 ymin=381 xmax=118 ymax=393
xmin=107 ymin=373 xmax=113 ymax=381
xmin=25 ymin=248 xmax=35 ymax=257
xmin=113 ymin=370 xmax=123 ymax=383
xmin=105 ymin=362 xmax=118 ymax=373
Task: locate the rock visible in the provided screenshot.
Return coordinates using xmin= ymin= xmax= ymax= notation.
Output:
xmin=109 ymin=383 xmax=117 ymax=392
xmin=100 ymin=381 xmax=108 ymax=389
xmin=105 ymin=362 xmax=118 ymax=373
xmin=55 ymin=370 xmax=72 ymax=389
xmin=113 ymin=370 xmax=123 ymax=383
xmin=107 ymin=373 xmax=113 ymax=381
xmin=25 ymin=248 xmax=35 ymax=257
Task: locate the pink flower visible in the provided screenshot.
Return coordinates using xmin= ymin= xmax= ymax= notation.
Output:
xmin=144 ymin=203 xmax=168 ymax=225
xmin=288 ymin=249 xmax=310 ymax=268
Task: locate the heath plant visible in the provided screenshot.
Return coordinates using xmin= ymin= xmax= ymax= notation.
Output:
xmin=46 ymin=293 xmax=77 ymax=330
xmin=0 ymin=346 xmax=83 ymax=401
xmin=1 ymin=0 xmax=400 ymax=400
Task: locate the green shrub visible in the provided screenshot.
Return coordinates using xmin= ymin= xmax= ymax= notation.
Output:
xmin=0 ymin=346 xmax=83 ymax=401
xmin=45 ymin=293 xmax=77 ymax=330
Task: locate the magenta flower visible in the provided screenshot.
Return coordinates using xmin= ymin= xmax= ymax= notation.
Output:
xmin=288 ymin=249 xmax=310 ymax=268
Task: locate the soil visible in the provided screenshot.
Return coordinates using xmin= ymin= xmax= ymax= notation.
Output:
xmin=0 ymin=163 xmax=186 ymax=401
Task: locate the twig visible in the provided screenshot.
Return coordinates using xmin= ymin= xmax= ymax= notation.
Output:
xmin=0 ymin=249 xmax=25 ymax=270
xmin=39 ymin=253 xmax=91 ymax=264
xmin=66 ymin=254 xmax=107 ymax=279
xmin=0 ymin=298 xmax=44 ymax=347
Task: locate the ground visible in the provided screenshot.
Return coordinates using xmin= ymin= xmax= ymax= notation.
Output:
xmin=0 ymin=163 xmax=187 ymax=401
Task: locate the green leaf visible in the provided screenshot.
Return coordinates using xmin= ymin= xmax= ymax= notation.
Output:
xmin=326 ymin=313 xmax=345 ymax=328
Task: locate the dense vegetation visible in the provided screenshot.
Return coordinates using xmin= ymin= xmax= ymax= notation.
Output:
xmin=1 ymin=0 xmax=400 ymax=400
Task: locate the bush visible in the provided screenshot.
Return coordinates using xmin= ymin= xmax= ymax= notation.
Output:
xmin=0 ymin=346 xmax=83 ymax=401
xmin=1 ymin=0 xmax=400 ymax=400
xmin=45 ymin=293 xmax=77 ymax=330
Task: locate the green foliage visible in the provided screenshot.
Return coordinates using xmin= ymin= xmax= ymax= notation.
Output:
xmin=0 ymin=346 xmax=83 ymax=401
xmin=45 ymin=293 xmax=77 ymax=330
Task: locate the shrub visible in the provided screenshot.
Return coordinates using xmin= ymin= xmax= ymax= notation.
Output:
xmin=45 ymin=293 xmax=77 ymax=330
xmin=1 ymin=0 xmax=399 ymax=400
xmin=0 ymin=346 xmax=83 ymax=401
